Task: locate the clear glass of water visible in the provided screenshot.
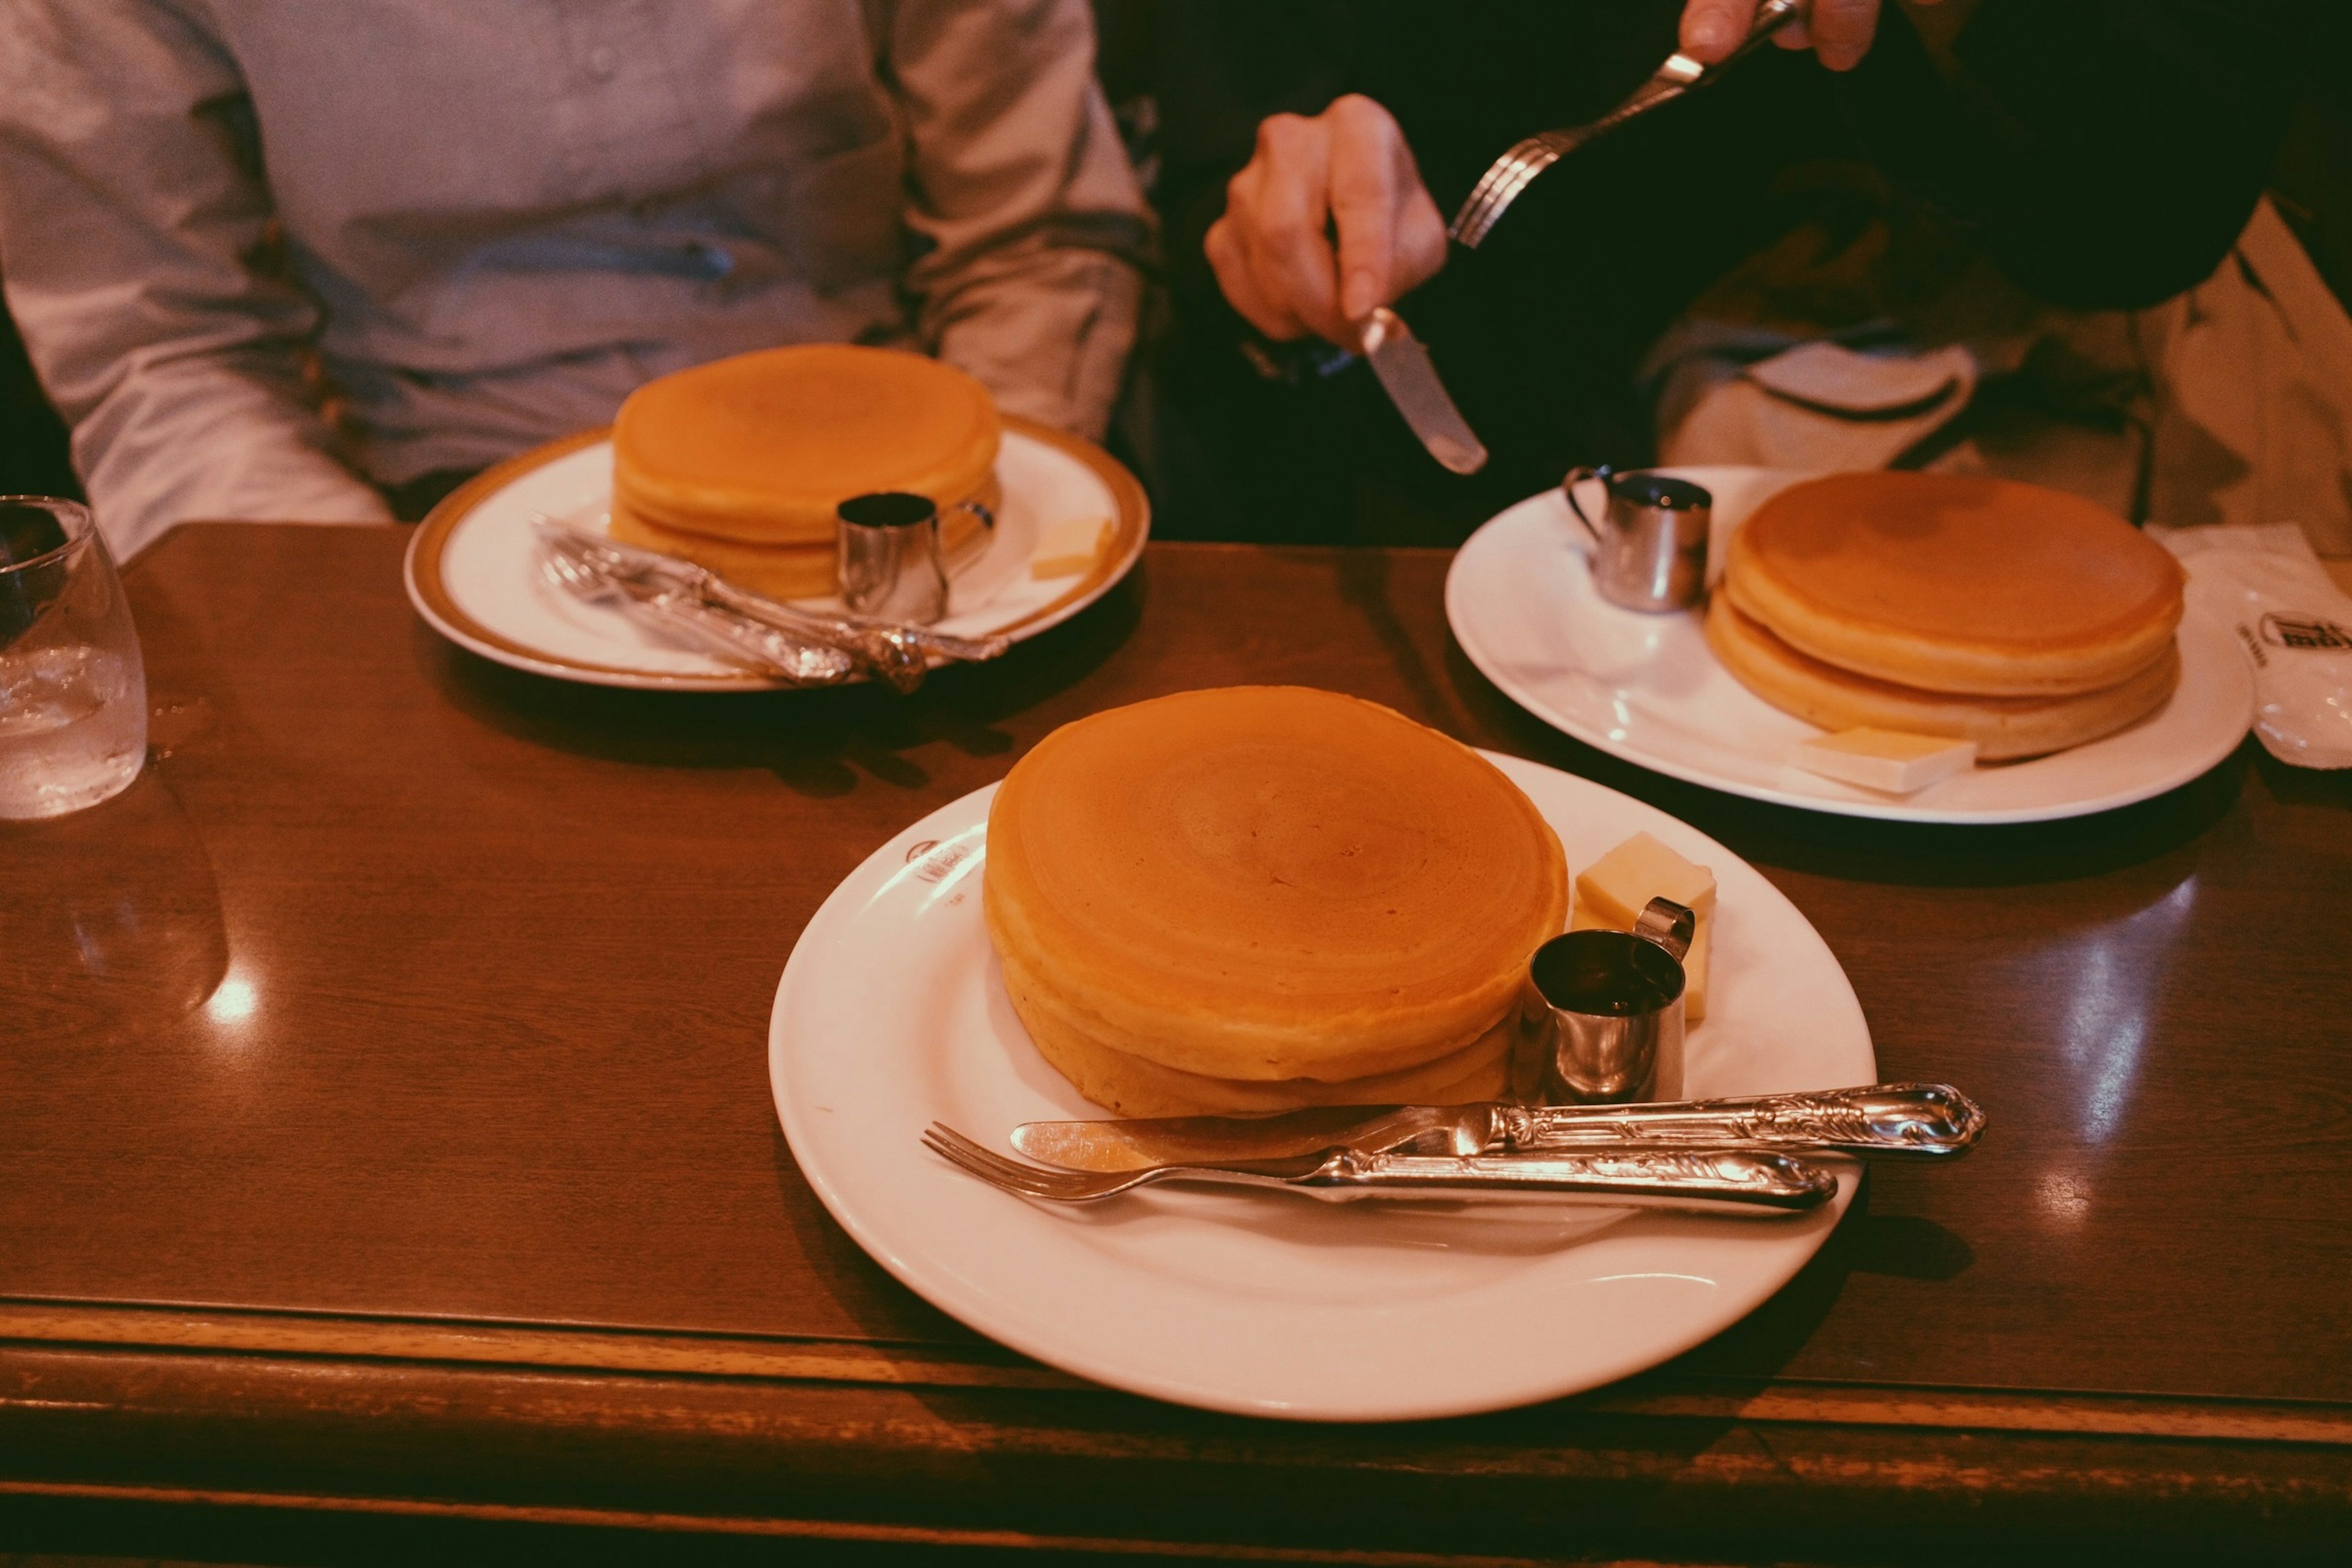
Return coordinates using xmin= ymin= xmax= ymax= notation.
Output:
xmin=0 ymin=497 xmax=148 ymax=819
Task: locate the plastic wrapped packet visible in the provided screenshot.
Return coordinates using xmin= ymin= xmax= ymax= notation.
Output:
xmin=2151 ymin=524 xmax=2352 ymax=769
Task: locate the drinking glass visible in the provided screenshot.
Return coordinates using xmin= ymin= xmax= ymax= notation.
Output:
xmin=0 ymin=497 xmax=148 ymax=818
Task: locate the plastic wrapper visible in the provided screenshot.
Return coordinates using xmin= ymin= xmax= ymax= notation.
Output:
xmin=2153 ymin=524 xmax=2352 ymax=769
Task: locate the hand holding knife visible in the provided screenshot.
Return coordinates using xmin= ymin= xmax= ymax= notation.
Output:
xmin=1208 ymin=96 xmax=1488 ymax=475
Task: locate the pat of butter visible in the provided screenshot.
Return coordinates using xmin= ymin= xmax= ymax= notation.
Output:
xmin=1795 ymin=728 xmax=1977 ymax=794
xmin=1569 ymin=831 xmax=1716 ymax=1023
xmin=1031 ymin=516 xmax=1111 ymax=579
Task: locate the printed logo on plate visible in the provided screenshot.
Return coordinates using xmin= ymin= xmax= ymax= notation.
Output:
xmin=2260 ymin=612 xmax=2352 ymax=652
xmin=903 ymin=838 xmax=976 ymax=884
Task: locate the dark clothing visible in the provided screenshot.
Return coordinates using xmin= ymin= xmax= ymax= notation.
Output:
xmin=1121 ymin=0 xmax=2309 ymax=545
xmin=381 ymin=469 xmax=483 ymax=524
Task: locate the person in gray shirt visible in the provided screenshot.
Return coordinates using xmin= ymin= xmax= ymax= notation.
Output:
xmin=0 ymin=1 xmax=1152 ymax=557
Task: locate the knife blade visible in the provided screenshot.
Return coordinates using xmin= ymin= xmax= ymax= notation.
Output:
xmin=1012 ymin=1084 xmax=1985 ymax=1172
xmin=1357 ymin=307 xmax=1488 ymax=475
xmin=1012 ymin=1104 xmax=1479 ymax=1172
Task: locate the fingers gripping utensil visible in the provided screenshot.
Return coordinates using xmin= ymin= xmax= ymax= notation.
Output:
xmin=1357 ymin=306 xmax=1490 ymax=475
xmin=1450 ymin=0 xmax=1809 ymax=248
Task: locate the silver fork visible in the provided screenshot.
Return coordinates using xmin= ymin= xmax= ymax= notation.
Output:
xmin=1450 ymin=0 xmax=1807 ymax=248
xmin=534 ymin=516 xmax=1007 ymax=694
xmin=539 ymin=540 xmax=856 ymax=685
xmin=924 ymin=1124 xmax=1329 ymax=1200
xmin=923 ymin=1122 xmax=1838 ymax=1212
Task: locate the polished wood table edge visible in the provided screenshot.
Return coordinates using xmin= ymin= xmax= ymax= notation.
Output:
xmin=0 ymin=1477 xmax=1610 ymax=1568
xmin=6 ymin=1296 xmax=2347 ymax=1447
xmin=0 ymin=1296 xmax=1066 ymax=1392
xmin=5 ymin=1340 xmax=2346 ymax=1564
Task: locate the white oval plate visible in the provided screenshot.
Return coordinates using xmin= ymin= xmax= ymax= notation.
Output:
xmin=769 ymin=753 xmax=1873 ymax=1422
xmin=404 ymin=418 xmax=1148 ymax=691
xmin=1447 ymin=468 xmax=2255 ymax=824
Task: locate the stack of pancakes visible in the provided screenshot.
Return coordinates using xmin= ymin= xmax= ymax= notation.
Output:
xmin=607 ymin=345 xmax=1000 ymax=600
xmin=984 ymin=687 xmax=1569 ymax=1117
xmin=1708 ymin=472 xmax=2185 ymax=760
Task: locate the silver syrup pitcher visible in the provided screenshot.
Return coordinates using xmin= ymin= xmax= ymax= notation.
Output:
xmin=1564 ymin=465 xmax=1711 ymax=612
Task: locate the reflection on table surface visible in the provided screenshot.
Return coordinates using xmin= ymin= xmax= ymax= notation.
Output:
xmin=2 ymin=522 xmax=2348 ymax=1564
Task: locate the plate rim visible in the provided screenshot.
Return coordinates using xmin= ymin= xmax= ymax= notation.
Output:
xmin=403 ymin=415 xmax=1151 ymax=690
xmin=767 ymin=751 xmax=1871 ymax=1422
xmin=1447 ymin=480 xmax=2256 ymax=826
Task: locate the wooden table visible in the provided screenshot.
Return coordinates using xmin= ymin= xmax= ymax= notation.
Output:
xmin=5 ymin=525 xmax=2349 ymax=1566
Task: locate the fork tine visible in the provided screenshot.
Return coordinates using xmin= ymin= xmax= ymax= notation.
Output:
xmin=921 ymin=1128 xmax=1011 ymax=1183
xmin=922 ymin=1125 xmax=1017 ymax=1179
xmin=925 ymin=1138 xmax=1084 ymax=1198
xmin=938 ymin=1135 xmax=1104 ymax=1196
xmin=922 ymin=1123 xmax=1072 ymax=1189
xmin=922 ymin=1123 xmax=1127 ymax=1200
xmin=1450 ymin=135 xmax=1569 ymax=248
xmin=1450 ymin=137 xmax=1545 ymax=235
xmin=922 ymin=1121 xmax=1025 ymax=1171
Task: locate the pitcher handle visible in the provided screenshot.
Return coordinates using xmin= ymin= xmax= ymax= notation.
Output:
xmin=1561 ymin=465 xmax=1613 ymax=549
xmin=940 ymin=497 xmax=996 ymax=576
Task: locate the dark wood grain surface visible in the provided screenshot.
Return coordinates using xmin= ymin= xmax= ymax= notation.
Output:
xmin=5 ymin=524 xmax=2350 ymax=1564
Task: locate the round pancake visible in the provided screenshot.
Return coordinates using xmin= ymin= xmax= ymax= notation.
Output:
xmin=613 ymin=345 xmax=1000 ymax=545
xmin=1725 ymin=472 xmax=2183 ymax=696
xmin=1706 ymin=595 xmax=2179 ymax=760
xmin=1007 ymin=973 xmax=1513 ymax=1117
xmin=608 ymin=490 xmax=992 ymax=603
xmin=984 ymin=687 xmax=1568 ymax=1087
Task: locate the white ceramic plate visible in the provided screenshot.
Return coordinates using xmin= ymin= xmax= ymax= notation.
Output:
xmin=1447 ymin=468 xmax=2256 ymax=824
xmin=769 ymin=753 xmax=1874 ymax=1422
xmin=404 ymin=418 xmax=1148 ymax=690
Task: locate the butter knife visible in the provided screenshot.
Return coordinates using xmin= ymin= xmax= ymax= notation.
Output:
xmin=931 ymin=1125 xmax=1836 ymax=1213
xmin=1011 ymin=1084 xmax=1985 ymax=1173
xmin=1357 ymin=307 xmax=1489 ymax=475
xmin=537 ymin=519 xmax=1009 ymax=692
xmin=537 ymin=526 xmax=856 ymax=685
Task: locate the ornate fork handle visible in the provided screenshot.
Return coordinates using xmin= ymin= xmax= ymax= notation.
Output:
xmin=1496 ymin=1084 xmax=1985 ymax=1158
xmin=704 ymin=578 xmax=1009 ymax=666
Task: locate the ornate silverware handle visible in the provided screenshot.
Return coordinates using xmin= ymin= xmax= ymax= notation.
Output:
xmin=705 ymin=578 xmax=1010 ymax=665
xmin=646 ymin=590 xmax=859 ymax=686
xmin=1306 ymin=1146 xmax=1837 ymax=1213
xmin=1499 ymin=1083 xmax=1985 ymax=1158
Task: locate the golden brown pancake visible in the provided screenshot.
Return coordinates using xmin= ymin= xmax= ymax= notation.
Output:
xmin=983 ymin=687 xmax=1567 ymax=1114
xmin=1725 ymin=472 xmax=2183 ymax=696
xmin=612 ymin=344 xmax=1000 ymax=546
xmin=608 ymin=486 xmax=994 ymax=602
xmin=1706 ymin=595 xmax=2179 ymax=761
xmin=1010 ymin=985 xmax=1513 ymax=1118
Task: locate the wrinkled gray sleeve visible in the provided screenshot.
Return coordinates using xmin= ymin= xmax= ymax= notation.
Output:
xmin=0 ymin=0 xmax=389 ymax=559
xmin=886 ymin=0 xmax=1154 ymax=441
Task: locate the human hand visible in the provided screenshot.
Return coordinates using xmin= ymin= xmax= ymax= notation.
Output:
xmin=1204 ymin=94 xmax=1448 ymax=347
xmin=1679 ymin=0 xmax=1936 ymax=74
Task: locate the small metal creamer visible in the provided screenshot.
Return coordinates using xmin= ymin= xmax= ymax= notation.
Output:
xmin=835 ymin=491 xmax=995 ymax=625
xmin=1564 ymin=465 xmax=1711 ymax=612
xmin=1510 ymin=897 xmax=1695 ymax=1106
